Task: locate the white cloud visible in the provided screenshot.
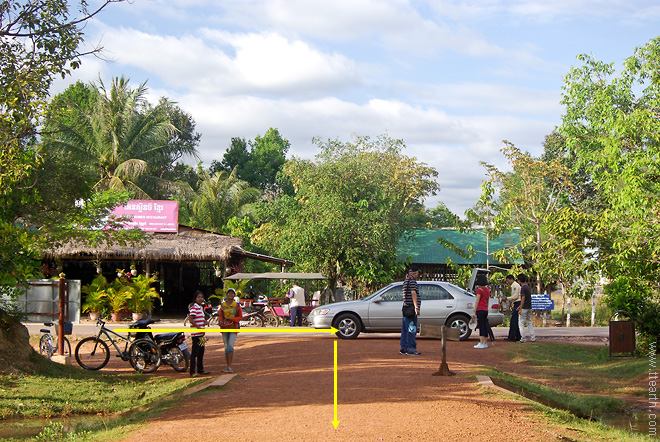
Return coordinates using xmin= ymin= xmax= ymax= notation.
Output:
xmin=92 ymin=26 xmax=358 ymax=97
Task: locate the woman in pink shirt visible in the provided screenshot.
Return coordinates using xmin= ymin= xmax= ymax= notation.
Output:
xmin=471 ymin=275 xmax=491 ymax=349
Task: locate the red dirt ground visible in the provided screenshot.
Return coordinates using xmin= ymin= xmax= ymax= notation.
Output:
xmin=108 ymin=334 xmax=604 ymax=442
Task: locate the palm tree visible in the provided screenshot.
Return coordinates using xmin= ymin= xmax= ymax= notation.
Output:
xmin=191 ymin=169 xmax=261 ymax=232
xmin=45 ymin=76 xmax=197 ymax=198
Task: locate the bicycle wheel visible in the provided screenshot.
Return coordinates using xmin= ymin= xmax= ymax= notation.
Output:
xmin=75 ymin=337 xmax=110 ymax=370
xmin=167 ymin=347 xmax=189 ymax=372
xmin=207 ymin=315 xmax=219 ymax=327
xmin=51 ymin=336 xmax=72 ymax=357
xmin=128 ymin=339 xmax=161 ymax=373
xmin=240 ymin=314 xmax=264 ymax=327
xmin=263 ymin=313 xmax=279 ymax=327
xmin=39 ymin=334 xmax=54 ymax=359
xmin=60 ymin=337 xmax=72 ymax=357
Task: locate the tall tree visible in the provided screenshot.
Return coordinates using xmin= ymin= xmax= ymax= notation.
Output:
xmin=150 ymin=98 xmax=201 ymax=183
xmin=251 ymin=134 xmax=439 ymax=296
xmin=1 ymin=1 xmax=124 ymax=293
xmin=211 ymin=128 xmax=290 ymax=194
xmin=559 ymin=37 xmax=660 ymax=345
xmin=190 ymin=169 xmax=260 ymax=233
xmin=479 ymin=142 xmax=574 ymax=292
xmin=45 ymin=76 xmax=198 ymax=198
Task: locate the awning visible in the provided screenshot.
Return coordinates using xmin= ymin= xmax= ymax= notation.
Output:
xmin=224 ymin=272 xmax=326 ymax=280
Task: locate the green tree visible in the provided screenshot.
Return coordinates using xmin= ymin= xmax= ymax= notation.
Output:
xmin=479 ymin=141 xmax=584 ymax=322
xmin=251 ymin=134 xmax=439 ymax=296
xmin=1 ymin=1 xmax=124 ymax=295
xmin=45 ymin=76 xmax=197 ymax=198
xmin=211 ymin=128 xmax=290 ymax=194
xmin=559 ymin=37 xmax=660 ymax=345
xmin=190 ymin=169 xmax=261 ymax=232
xmin=150 ymin=98 xmax=201 ymax=183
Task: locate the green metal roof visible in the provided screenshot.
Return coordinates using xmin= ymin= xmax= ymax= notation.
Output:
xmin=397 ymin=228 xmax=523 ymax=266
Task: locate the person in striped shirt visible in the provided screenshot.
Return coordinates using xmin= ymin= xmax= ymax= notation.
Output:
xmin=188 ymin=290 xmax=210 ymax=377
xmin=400 ymin=265 xmax=421 ymax=356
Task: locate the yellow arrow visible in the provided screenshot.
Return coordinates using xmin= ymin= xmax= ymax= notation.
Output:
xmin=113 ymin=327 xmax=339 ymax=334
xmin=332 ymin=339 xmax=339 ymax=429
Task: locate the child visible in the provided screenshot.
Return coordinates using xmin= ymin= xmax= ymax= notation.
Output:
xmin=188 ymin=290 xmax=210 ymax=376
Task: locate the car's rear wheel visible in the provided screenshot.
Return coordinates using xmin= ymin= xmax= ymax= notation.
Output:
xmin=446 ymin=314 xmax=471 ymax=341
xmin=333 ymin=313 xmax=361 ymax=339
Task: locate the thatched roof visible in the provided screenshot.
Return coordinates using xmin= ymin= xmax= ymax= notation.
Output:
xmin=43 ymin=225 xmax=243 ymax=262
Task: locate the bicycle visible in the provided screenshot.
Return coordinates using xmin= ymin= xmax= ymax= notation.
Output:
xmin=74 ymin=318 xmax=161 ymax=373
xmin=39 ymin=322 xmax=72 ymax=359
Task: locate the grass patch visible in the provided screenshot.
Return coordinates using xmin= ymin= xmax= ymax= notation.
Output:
xmin=534 ymin=403 xmax=656 ymax=442
xmin=481 ymin=366 xmax=626 ymax=417
xmin=481 ymin=342 xmax=647 ymax=417
xmin=0 ymin=352 xmax=201 ymax=420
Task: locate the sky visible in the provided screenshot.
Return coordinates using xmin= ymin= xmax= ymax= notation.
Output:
xmin=53 ymin=0 xmax=660 ymax=216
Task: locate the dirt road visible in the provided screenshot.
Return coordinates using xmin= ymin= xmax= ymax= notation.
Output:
xmin=112 ymin=334 xmax=594 ymax=442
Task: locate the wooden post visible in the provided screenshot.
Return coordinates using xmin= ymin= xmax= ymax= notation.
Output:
xmin=58 ymin=273 xmax=66 ymax=355
xmin=432 ymin=325 xmax=456 ymax=376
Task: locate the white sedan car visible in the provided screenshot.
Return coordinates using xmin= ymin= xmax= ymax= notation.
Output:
xmin=309 ymin=281 xmax=503 ymax=340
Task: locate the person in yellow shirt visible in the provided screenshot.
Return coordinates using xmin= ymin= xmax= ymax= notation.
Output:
xmin=219 ymin=288 xmax=243 ymax=373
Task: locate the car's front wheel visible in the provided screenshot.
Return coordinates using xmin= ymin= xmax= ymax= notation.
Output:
xmin=333 ymin=313 xmax=361 ymax=339
xmin=446 ymin=314 xmax=472 ymax=341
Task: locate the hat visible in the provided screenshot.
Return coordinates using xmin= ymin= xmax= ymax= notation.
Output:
xmin=226 ymin=288 xmax=236 ymax=294
xmin=408 ymin=265 xmax=420 ymax=274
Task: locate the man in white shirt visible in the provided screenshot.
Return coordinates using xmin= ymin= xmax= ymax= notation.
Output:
xmin=503 ymin=274 xmax=522 ymax=341
xmin=287 ymin=281 xmax=307 ymax=326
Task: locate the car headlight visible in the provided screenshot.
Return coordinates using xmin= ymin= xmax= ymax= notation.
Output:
xmin=312 ymin=309 xmax=330 ymax=316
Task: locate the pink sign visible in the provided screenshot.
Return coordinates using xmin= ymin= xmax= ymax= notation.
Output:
xmin=111 ymin=200 xmax=179 ymax=232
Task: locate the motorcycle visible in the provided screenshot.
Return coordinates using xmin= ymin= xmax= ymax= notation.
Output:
xmin=129 ymin=318 xmax=190 ymax=372
xmin=184 ymin=301 xmax=218 ymax=326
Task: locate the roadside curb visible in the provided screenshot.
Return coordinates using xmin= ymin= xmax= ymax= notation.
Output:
xmin=476 ymin=375 xmax=512 ymax=395
xmin=183 ymin=374 xmax=236 ymax=395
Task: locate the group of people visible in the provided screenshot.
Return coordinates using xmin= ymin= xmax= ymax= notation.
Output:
xmin=399 ymin=265 xmax=535 ymax=355
xmin=502 ymin=273 xmax=536 ymax=343
xmin=187 ymin=288 xmax=243 ymax=377
xmin=187 ymin=281 xmax=309 ymax=376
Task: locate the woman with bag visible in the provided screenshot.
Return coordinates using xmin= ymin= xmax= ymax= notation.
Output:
xmin=219 ymin=288 xmax=243 ymax=373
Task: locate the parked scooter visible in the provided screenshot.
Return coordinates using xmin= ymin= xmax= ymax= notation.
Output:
xmin=129 ymin=318 xmax=190 ymax=372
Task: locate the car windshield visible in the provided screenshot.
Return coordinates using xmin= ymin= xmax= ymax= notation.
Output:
xmin=362 ymin=285 xmax=398 ymax=301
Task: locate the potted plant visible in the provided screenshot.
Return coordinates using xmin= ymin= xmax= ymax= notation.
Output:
xmin=81 ymin=275 xmax=109 ymax=321
xmin=106 ymin=280 xmax=130 ymax=322
xmin=126 ymin=274 xmax=161 ymax=320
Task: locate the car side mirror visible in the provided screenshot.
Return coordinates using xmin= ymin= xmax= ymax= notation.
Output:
xmin=373 ymin=298 xmax=382 ymax=303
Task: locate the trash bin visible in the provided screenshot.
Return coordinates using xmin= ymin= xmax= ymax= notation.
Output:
xmin=609 ymin=310 xmax=635 ymax=356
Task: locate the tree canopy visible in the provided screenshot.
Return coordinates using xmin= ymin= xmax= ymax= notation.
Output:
xmin=211 ymin=128 xmax=290 ymax=194
xmin=251 ymin=134 xmax=439 ymax=295
xmin=1 ymin=0 xmax=125 ymax=294
xmin=559 ymin=36 xmax=660 ymax=345
xmin=45 ymin=77 xmax=199 ymax=198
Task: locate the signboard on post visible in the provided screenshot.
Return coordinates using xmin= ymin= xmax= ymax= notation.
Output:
xmin=531 ymin=294 xmax=554 ymax=311
xmin=111 ymin=200 xmax=179 ymax=233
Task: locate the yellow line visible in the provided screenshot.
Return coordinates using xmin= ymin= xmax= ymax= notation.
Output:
xmin=113 ymin=327 xmax=339 ymax=334
xmin=332 ymin=339 xmax=339 ymax=429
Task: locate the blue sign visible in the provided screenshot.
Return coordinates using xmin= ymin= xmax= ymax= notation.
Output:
xmin=531 ymin=294 xmax=554 ymax=311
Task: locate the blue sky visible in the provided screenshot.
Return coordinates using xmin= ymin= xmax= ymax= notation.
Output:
xmin=54 ymin=0 xmax=660 ymax=215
